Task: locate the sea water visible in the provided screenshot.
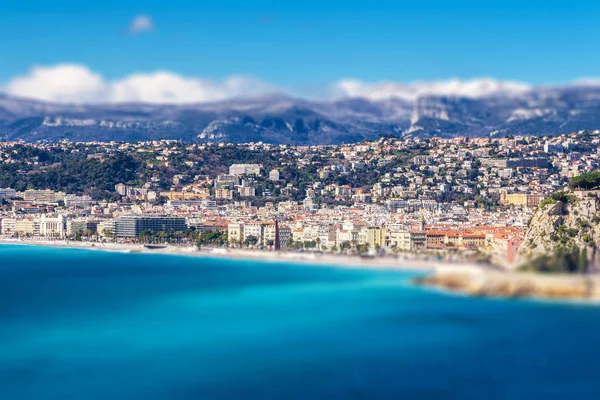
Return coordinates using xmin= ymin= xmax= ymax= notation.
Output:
xmin=1 ymin=244 xmax=600 ymax=399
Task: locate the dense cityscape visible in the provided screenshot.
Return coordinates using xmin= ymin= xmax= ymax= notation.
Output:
xmin=1 ymin=130 xmax=599 ymax=267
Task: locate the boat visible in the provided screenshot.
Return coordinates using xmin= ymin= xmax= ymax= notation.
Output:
xmin=143 ymin=244 xmax=168 ymax=250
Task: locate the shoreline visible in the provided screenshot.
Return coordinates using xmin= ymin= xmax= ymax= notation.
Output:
xmin=0 ymin=238 xmax=450 ymax=272
xmin=4 ymin=238 xmax=599 ymax=304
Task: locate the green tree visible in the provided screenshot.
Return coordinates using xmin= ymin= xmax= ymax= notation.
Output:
xmin=244 ymin=235 xmax=259 ymax=247
xmin=340 ymin=241 xmax=351 ymax=251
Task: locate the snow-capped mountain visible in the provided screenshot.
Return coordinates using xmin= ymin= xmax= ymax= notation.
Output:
xmin=2 ymin=84 xmax=600 ymax=144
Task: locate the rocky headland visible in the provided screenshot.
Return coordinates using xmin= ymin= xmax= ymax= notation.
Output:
xmin=418 ymin=173 xmax=600 ymax=301
xmin=513 ymin=189 xmax=600 ymax=272
xmin=415 ymin=266 xmax=600 ymax=301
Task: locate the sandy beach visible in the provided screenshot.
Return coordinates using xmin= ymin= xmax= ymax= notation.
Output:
xmin=0 ymin=237 xmax=448 ymax=272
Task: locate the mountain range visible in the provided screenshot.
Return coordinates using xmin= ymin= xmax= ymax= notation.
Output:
xmin=2 ymin=84 xmax=600 ymax=144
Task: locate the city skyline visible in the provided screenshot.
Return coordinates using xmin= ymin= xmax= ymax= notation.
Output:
xmin=0 ymin=130 xmax=594 ymax=271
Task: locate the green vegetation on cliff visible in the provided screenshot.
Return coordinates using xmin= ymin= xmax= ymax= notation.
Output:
xmin=518 ymin=175 xmax=600 ymax=273
xmin=522 ymin=246 xmax=588 ymax=274
xmin=537 ymin=191 xmax=575 ymax=208
xmin=569 ymin=171 xmax=600 ymax=190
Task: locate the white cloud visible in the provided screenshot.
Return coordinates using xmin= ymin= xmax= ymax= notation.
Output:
xmin=333 ymin=78 xmax=532 ymax=101
xmin=109 ymin=73 xmax=274 ymax=104
xmin=4 ymin=65 xmax=600 ymax=105
xmin=2 ymin=64 xmax=275 ymax=104
xmin=3 ymin=65 xmax=107 ymax=103
xmin=129 ymin=15 xmax=154 ymax=34
xmin=571 ymin=78 xmax=600 ymax=87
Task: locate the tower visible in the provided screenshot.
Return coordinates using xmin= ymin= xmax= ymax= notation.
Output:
xmin=274 ymin=219 xmax=281 ymax=251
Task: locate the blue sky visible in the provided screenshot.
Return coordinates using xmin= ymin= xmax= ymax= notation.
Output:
xmin=2 ymin=0 xmax=600 ymax=103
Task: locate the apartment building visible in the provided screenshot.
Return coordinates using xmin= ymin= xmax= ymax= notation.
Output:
xmin=229 ymin=164 xmax=261 ymax=176
xmin=500 ymin=192 xmax=544 ymax=208
xmin=227 ymin=223 xmax=244 ymax=244
xmin=23 ymin=189 xmax=65 ymax=204
xmin=65 ymin=194 xmax=95 ymax=208
xmin=115 ymin=214 xmax=187 ymax=238
xmin=1 ymin=218 xmax=16 ymax=235
xmin=238 ymin=186 xmax=256 ymax=197
xmin=243 ymin=223 xmax=265 ymax=244
xmin=215 ymin=188 xmax=233 ymax=200
xmin=15 ymin=218 xmax=39 ymax=236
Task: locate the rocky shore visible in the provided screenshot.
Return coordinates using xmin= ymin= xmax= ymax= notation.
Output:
xmin=416 ymin=266 xmax=600 ymax=301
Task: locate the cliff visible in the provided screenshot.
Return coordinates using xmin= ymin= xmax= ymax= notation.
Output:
xmin=416 ymin=186 xmax=600 ymax=301
xmin=514 ymin=190 xmax=600 ymax=272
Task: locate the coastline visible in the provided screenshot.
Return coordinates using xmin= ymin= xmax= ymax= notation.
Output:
xmin=4 ymin=238 xmax=599 ymax=303
xmin=0 ymin=238 xmax=447 ymax=272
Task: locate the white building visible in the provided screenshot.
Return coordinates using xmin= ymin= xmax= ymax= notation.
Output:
xmin=318 ymin=225 xmax=337 ymax=247
xmin=243 ymin=223 xmax=264 ymax=244
xmin=269 ymin=169 xmax=280 ymax=181
xmin=65 ymin=194 xmax=95 ymax=208
xmin=38 ymin=215 xmax=66 ymax=238
xmin=336 ymin=229 xmax=359 ymax=246
xmin=67 ymin=219 xmax=88 ymax=236
xmin=227 ymin=223 xmax=244 ymax=244
xmin=388 ymin=230 xmax=412 ymax=251
xmin=23 ymin=189 xmax=65 ymax=204
xmin=1 ymin=218 xmax=16 ymax=235
xmin=98 ymin=220 xmax=116 ymax=237
xmin=262 ymin=223 xmax=292 ymax=248
xmin=229 ymin=164 xmax=261 ymax=176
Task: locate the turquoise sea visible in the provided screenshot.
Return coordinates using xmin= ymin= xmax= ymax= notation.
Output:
xmin=2 ymin=244 xmax=600 ymax=399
